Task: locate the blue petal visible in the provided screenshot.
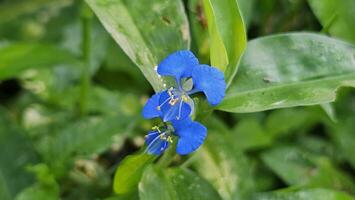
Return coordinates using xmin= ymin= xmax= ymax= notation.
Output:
xmin=159 ymin=91 xmax=191 ymax=122
xmin=145 ymin=130 xmax=169 ymax=155
xmin=192 ymin=65 xmax=226 ymax=106
xmin=157 ymin=50 xmax=199 ymax=80
xmin=142 ymin=92 xmax=163 ymax=119
xmin=172 ymin=118 xmax=207 ymax=155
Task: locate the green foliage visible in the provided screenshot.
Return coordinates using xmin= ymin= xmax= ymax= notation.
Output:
xmin=1 ymin=0 xmax=355 ymax=199
xmin=139 ymin=166 xmax=222 ymax=200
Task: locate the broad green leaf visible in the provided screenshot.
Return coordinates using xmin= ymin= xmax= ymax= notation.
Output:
xmin=218 ymin=33 xmax=355 ymax=113
xmin=252 ymin=188 xmax=354 ymax=200
xmin=85 ymin=0 xmax=190 ymax=91
xmin=0 ymin=42 xmax=77 ymax=80
xmin=193 ymin=117 xmax=255 ymax=199
xmin=139 ymin=166 xmax=222 ymax=200
xmin=113 ymin=154 xmax=156 ymax=194
xmin=0 ymin=108 xmax=38 ymax=200
xmin=202 ymin=0 xmax=247 ymax=86
xmin=308 ymin=0 xmax=355 ymax=44
xmin=261 ymin=146 xmax=355 ymax=193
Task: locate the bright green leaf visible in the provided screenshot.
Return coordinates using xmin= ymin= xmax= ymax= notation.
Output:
xmin=139 ymin=166 xmax=222 ymax=200
xmin=218 ymin=33 xmax=355 ymax=113
xmin=308 ymin=0 xmax=355 ymax=44
xmin=113 ymin=153 xmax=156 ymax=194
xmin=85 ymin=0 xmax=190 ymax=91
xmin=202 ymin=0 xmax=247 ymax=86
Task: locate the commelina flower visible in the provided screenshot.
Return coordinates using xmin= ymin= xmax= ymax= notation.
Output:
xmin=142 ymin=50 xmax=226 ymax=122
xmin=145 ymin=118 xmax=207 ymax=155
xmin=142 ymin=50 xmax=226 ymax=155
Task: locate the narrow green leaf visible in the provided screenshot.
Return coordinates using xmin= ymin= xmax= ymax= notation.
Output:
xmin=0 ymin=43 xmax=77 ymax=80
xmin=139 ymin=166 xmax=222 ymax=200
xmin=202 ymin=0 xmax=247 ymax=86
xmin=113 ymin=154 xmax=156 ymax=194
xmin=85 ymin=0 xmax=190 ymax=91
xmin=308 ymin=0 xmax=355 ymax=44
xmin=218 ymin=33 xmax=355 ymax=113
xmin=252 ymin=188 xmax=354 ymax=200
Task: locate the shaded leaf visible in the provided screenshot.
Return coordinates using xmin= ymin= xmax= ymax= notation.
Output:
xmin=15 ymin=164 xmax=59 ymax=200
xmin=0 ymin=108 xmax=38 ymax=200
xmin=261 ymin=146 xmax=355 ymax=193
xmin=308 ymin=0 xmax=355 ymax=44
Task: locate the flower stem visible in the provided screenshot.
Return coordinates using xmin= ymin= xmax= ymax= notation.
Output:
xmin=79 ymin=2 xmax=92 ymax=115
xmin=157 ymin=142 xmax=176 ymax=168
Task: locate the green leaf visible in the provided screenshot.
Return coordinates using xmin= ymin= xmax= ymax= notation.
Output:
xmin=308 ymin=0 xmax=355 ymax=44
xmin=113 ymin=154 xmax=156 ymax=194
xmin=265 ymin=108 xmax=322 ymax=138
xmin=261 ymin=146 xmax=355 ymax=193
xmin=237 ymin=0 xmax=255 ymax=28
xmin=37 ymin=114 xmax=136 ymax=176
xmin=15 ymin=164 xmax=59 ymax=200
xmin=202 ymin=0 xmax=247 ymax=86
xmin=192 ymin=117 xmax=255 ymax=199
xmin=0 ymin=42 xmax=77 ymax=80
xmin=329 ymin=116 xmax=355 ymax=169
xmin=139 ymin=166 xmax=222 ymax=200
xmin=0 ymin=108 xmax=38 ymax=200
xmin=85 ymin=0 xmax=190 ymax=91
xmin=218 ymin=33 xmax=355 ymax=113
xmin=252 ymin=188 xmax=354 ymax=200
xmin=232 ymin=118 xmax=272 ymax=150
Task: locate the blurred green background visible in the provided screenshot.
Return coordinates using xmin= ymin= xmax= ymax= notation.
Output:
xmin=0 ymin=0 xmax=355 ymax=199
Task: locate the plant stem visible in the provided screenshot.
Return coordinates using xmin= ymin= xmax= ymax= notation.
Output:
xmin=157 ymin=142 xmax=177 ymax=168
xmin=79 ymin=2 xmax=93 ymax=115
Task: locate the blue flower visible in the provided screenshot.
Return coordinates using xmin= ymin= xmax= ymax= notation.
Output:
xmin=142 ymin=50 xmax=226 ymax=122
xmin=145 ymin=117 xmax=207 ymax=155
